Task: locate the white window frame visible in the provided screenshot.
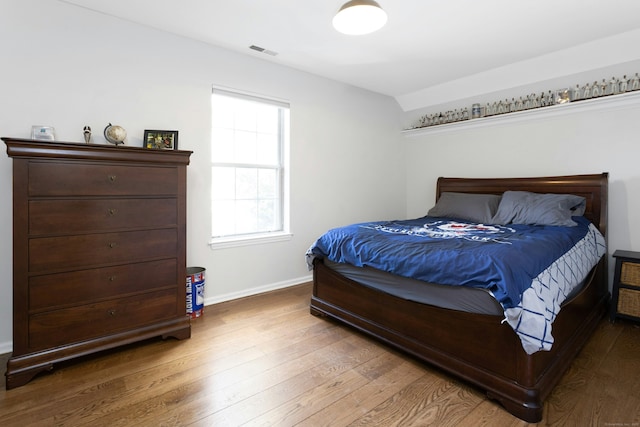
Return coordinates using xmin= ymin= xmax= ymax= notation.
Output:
xmin=209 ymin=87 xmax=291 ymax=249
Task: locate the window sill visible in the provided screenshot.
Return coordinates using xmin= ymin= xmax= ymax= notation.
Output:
xmin=209 ymin=232 xmax=293 ymax=250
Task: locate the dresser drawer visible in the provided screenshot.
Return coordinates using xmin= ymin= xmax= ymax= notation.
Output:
xmin=617 ymin=288 xmax=640 ymax=318
xmin=29 ymin=259 xmax=178 ymax=311
xmin=28 ymin=289 xmax=180 ymax=350
xmin=28 ymin=162 xmax=178 ymax=196
xmin=29 ymin=229 xmax=177 ymax=272
xmin=620 ymin=262 xmax=640 ymax=289
xmin=29 ymin=198 xmax=177 ymax=234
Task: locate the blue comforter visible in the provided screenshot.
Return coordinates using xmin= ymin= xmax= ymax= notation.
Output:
xmin=306 ymin=215 xmax=597 ymax=310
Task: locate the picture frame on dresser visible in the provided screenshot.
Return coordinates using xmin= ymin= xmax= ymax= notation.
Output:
xmin=144 ymin=129 xmax=178 ymax=150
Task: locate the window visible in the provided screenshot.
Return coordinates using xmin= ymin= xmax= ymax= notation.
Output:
xmin=210 ymin=88 xmax=290 ymax=246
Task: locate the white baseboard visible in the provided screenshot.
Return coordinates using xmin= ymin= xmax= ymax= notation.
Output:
xmin=204 ymin=274 xmax=312 ymax=306
xmin=0 ymin=340 xmax=12 ymax=355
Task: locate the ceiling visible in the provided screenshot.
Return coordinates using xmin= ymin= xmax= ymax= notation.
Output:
xmin=60 ymin=0 xmax=640 ymax=111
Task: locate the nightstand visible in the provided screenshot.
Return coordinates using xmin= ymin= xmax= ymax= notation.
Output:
xmin=610 ymin=250 xmax=640 ymax=323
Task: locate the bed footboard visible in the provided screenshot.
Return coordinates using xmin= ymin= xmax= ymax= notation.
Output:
xmin=311 ymin=256 xmax=608 ymax=422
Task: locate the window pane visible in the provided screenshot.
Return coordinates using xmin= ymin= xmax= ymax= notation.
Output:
xmin=211 ymin=128 xmax=234 ymax=163
xmin=211 ymin=200 xmax=236 ymax=236
xmin=258 ymin=199 xmax=276 ymax=230
xmin=212 ymin=167 xmax=235 ymax=200
xmin=236 ymin=168 xmax=257 ymax=199
xmin=235 ymin=200 xmax=257 ymax=234
xmin=258 ymin=169 xmax=277 ymax=199
xmin=212 ymin=99 xmax=235 ymax=129
xmin=235 ymin=130 xmax=257 ymax=164
xmin=257 ymin=132 xmax=279 ymax=165
xmin=235 ymin=103 xmax=257 ymax=132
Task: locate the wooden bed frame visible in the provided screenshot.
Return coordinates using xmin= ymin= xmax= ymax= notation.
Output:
xmin=310 ymin=173 xmax=609 ymax=422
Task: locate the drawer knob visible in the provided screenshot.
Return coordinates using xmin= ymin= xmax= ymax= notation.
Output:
xmin=108 ymin=208 xmax=117 ymax=216
xmin=108 ymin=275 xmax=117 ymax=282
xmin=108 ymin=242 xmax=117 ymax=249
xmin=108 ymin=309 xmax=117 ymax=316
xmin=108 ymin=175 xmax=117 ymax=182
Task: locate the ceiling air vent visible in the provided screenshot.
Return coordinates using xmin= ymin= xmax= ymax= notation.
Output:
xmin=249 ymin=45 xmax=278 ymax=56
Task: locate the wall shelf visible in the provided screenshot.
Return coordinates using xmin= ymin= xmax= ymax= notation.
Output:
xmin=402 ymin=90 xmax=640 ymax=137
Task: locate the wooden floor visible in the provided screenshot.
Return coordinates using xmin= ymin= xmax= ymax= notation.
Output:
xmin=1 ymin=282 xmax=639 ymax=426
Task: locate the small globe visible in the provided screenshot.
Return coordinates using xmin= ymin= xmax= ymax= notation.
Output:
xmin=104 ymin=123 xmax=126 ymax=145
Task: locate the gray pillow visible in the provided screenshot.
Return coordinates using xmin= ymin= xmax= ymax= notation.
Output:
xmin=490 ymin=191 xmax=586 ymax=227
xmin=427 ymin=192 xmax=502 ymax=224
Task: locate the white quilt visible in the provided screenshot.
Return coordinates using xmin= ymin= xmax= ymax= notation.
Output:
xmin=502 ymin=223 xmax=606 ymax=354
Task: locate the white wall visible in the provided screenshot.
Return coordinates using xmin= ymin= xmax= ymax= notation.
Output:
xmin=0 ymin=1 xmax=405 ymax=352
xmin=403 ymin=97 xmax=640 ymax=284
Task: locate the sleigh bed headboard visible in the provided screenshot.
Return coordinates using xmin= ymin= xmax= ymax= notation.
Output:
xmin=435 ymin=173 xmax=608 ymax=237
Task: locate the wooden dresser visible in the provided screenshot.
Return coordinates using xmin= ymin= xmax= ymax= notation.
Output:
xmin=2 ymin=138 xmax=192 ymax=389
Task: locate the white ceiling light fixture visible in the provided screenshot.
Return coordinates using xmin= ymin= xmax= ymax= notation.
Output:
xmin=332 ymin=0 xmax=388 ymax=36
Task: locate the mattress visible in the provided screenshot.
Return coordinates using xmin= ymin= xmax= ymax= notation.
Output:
xmin=323 ymin=258 xmax=587 ymax=317
xmin=324 ymin=258 xmax=503 ymax=315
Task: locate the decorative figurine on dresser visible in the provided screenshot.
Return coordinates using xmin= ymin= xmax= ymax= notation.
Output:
xmin=610 ymin=249 xmax=640 ymax=323
xmin=2 ymin=137 xmax=192 ymax=389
